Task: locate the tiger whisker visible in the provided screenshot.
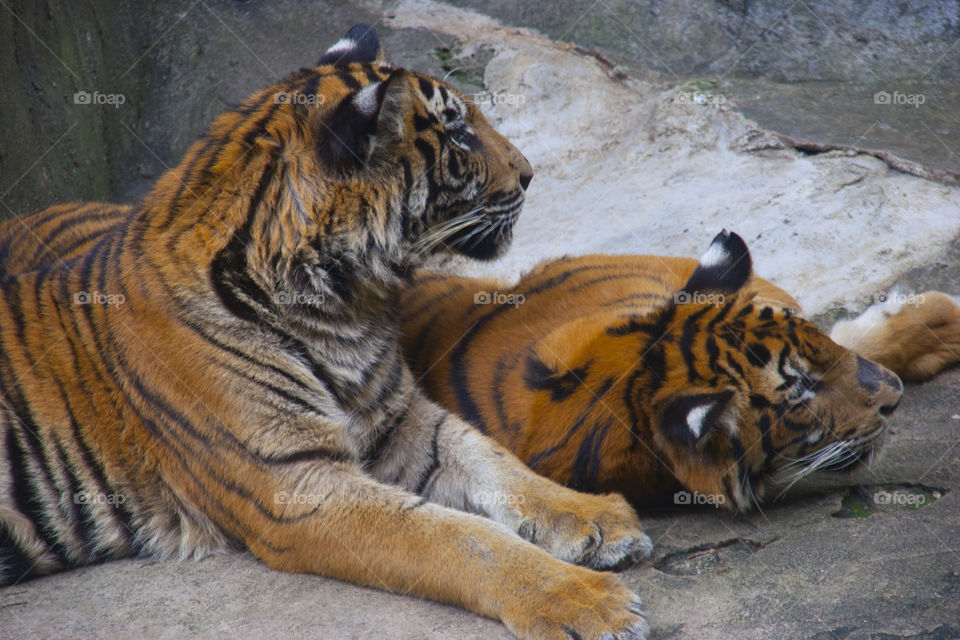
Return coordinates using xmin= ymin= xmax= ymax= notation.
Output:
xmin=773 ymin=440 xmax=862 ymax=498
xmin=409 ymin=206 xmax=487 ymax=257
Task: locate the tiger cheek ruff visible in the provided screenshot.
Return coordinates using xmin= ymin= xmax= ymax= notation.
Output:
xmin=0 ymin=24 xmax=653 ymax=640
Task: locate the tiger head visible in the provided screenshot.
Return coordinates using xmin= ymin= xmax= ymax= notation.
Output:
xmin=305 ymin=25 xmax=533 ymax=262
xmin=148 ymin=24 xmax=532 ymax=315
xmin=268 ymin=25 xmax=533 ymax=259
xmin=620 ymin=231 xmax=903 ymax=510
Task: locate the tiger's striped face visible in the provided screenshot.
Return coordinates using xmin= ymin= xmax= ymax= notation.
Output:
xmin=254 ymin=35 xmax=533 ymax=266
xmin=625 ymin=232 xmax=903 ymax=510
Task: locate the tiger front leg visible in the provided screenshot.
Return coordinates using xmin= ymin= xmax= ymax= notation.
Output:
xmin=367 ymin=391 xmax=653 ymax=572
xmin=245 ymin=461 xmax=649 ymax=640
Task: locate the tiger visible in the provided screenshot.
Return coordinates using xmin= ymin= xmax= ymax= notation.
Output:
xmin=400 ymin=230 xmax=960 ymax=509
xmin=0 ymin=25 xmax=654 ymax=640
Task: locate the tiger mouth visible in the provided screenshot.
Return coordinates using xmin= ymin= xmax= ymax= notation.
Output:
xmin=444 ymin=195 xmax=523 ymax=261
xmin=739 ymin=422 xmax=890 ymax=510
xmin=817 ymin=425 xmax=888 ymax=473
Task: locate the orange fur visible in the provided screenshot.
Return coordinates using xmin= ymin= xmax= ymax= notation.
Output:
xmin=831 ymin=292 xmax=960 ymax=382
xmin=0 ymin=27 xmax=653 ymax=640
xmin=401 ymin=241 xmax=914 ymax=510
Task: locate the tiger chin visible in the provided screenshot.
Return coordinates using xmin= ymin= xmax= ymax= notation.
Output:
xmin=399 ymin=230 xmax=960 ymax=512
xmin=0 ymin=26 xmax=652 ymax=640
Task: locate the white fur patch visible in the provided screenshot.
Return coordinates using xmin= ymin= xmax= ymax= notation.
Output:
xmin=686 ymin=404 xmax=711 ymax=437
xmin=324 ymin=38 xmax=356 ymax=56
xmin=829 ymin=297 xmax=899 ymax=349
xmin=353 ymin=82 xmax=381 ymax=116
xmin=699 ymin=241 xmax=730 ymax=268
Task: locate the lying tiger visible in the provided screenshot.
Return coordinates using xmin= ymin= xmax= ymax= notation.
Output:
xmin=0 ymin=26 xmax=652 ymax=640
xmin=401 ymin=230 xmax=960 ymax=509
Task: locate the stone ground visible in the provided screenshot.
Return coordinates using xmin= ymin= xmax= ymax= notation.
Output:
xmin=1 ymin=1 xmax=959 ymax=638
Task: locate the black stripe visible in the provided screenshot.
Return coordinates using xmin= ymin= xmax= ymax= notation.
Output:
xmin=527 ymin=378 xmax=614 ymax=470
xmin=210 ymin=156 xmax=277 ymax=324
xmin=448 ymin=265 xmax=604 ymax=430
xmin=0 ymin=520 xmax=38 ymax=585
xmin=680 ymin=305 xmax=713 ymax=382
xmin=217 ymin=359 xmax=326 ymax=416
xmin=571 ymin=419 xmax=612 ymax=492
xmin=414 ymin=417 xmax=445 ymax=495
xmin=50 ymin=437 xmax=97 ymax=561
xmin=725 ymin=352 xmax=746 ymax=381
xmin=523 ymin=356 xmax=589 ymax=402
xmin=259 ymin=447 xmax=347 ymax=465
xmin=5 ymin=427 xmax=71 ymax=566
xmin=569 ymin=271 xmax=664 ymax=293
xmin=365 ymin=353 xmax=405 ymax=413
xmin=364 ymin=407 xmax=408 ymax=463
xmin=399 ymin=157 xmax=418 ymax=240
xmin=337 ymin=71 xmax=362 ymax=90
xmin=46 ymin=280 xmax=138 ymax=546
xmin=178 ymin=314 xmax=320 ymax=400
xmin=414 ymin=139 xmax=438 ymax=201
xmin=490 ymin=356 xmax=519 ymax=434
xmin=417 ymin=77 xmax=435 ymax=101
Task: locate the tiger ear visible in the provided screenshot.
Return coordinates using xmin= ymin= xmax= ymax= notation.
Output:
xmin=319 ymin=71 xmax=412 ymax=169
xmin=660 ymin=390 xmax=736 ymax=450
xmin=680 ymin=230 xmax=752 ymax=296
xmin=317 ymin=24 xmax=385 ymax=66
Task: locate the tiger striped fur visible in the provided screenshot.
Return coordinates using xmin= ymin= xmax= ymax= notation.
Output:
xmin=399 ymin=231 xmax=947 ymax=509
xmin=0 ymin=26 xmax=653 ymax=640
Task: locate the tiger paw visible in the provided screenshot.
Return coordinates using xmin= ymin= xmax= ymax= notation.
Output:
xmin=517 ymin=490 xmax=652 ymax=571
xmin=830 ymin=290 xmax=960 ymax=382
xmin=502 ymin=563 xmax=649 ymax=640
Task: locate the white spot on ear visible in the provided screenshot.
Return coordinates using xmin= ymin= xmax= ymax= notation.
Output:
xmin=686 ymin=404 xmax=711 ymax=438
xmin=699 ymin=241 xmax=731 ymax=268
xmin=324 ymin=38 xmax=355 ymax=57
xmin=353 ymin=82 xmax=381 ymax=116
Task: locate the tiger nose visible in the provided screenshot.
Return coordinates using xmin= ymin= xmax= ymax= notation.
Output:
xmin=857 ymin=355 xmax=903 ymax=415
xmin=879 ymin=396 xmax=901 ymax=417
xmin=519 ymin=167 xmax=533 ymax=191
xmin=510 ymin=146 xmax=533 ymax=191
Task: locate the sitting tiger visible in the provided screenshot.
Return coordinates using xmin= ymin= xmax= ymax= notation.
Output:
xmin=401 ymin=230 xmax=960 ymax=509
xmin=0 ymin=26 xmax=653 ymax=640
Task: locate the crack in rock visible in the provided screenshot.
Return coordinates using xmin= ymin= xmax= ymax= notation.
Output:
xmin=653 ymin=537 xmax=774 ymax=576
